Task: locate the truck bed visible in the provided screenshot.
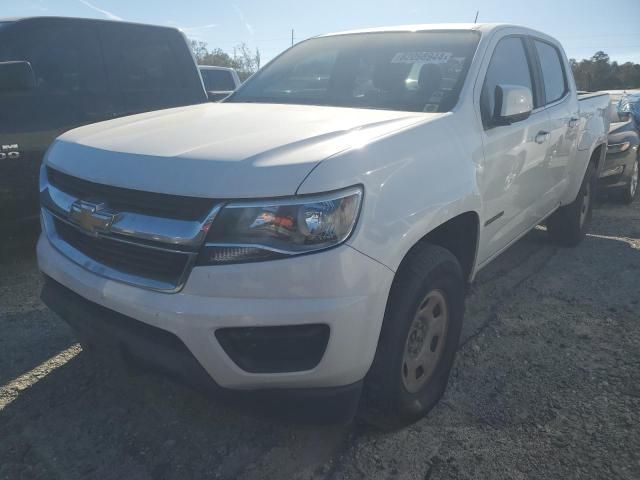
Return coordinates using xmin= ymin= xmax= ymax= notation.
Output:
xmin=577 ymin=92 xmax=609 ymax=101
xmin=576 ymin=92 xmax=610 ymax=154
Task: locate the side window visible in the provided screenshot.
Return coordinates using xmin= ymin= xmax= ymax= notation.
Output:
xmin=201 ymin=70 xmax=236 ymax=91
xmin=110 ymin=26 xmax=179 ymax=92
xmin=0 ymin=23 xmax=14 ymax=61
xmin=534 ymin=40 xmax=567 ymax=104
xmin=13 ymin=22 xmax=104 ymax=95
xmin=480 ymin=37 xmax=534 ymax=125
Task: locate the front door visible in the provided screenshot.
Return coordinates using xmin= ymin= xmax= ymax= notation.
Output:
xmin=476 ymin=35 xmax=551 ymax=264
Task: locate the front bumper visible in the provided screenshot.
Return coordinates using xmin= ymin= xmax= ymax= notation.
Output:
xmin=37 ymin=233 xmax=394 ymax=390
xmin=40 ymin=277 xmax=364 ymax=419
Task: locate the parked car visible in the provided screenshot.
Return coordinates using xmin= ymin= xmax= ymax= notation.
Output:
xmin=199 ymin=65 xmax=241 ymax=101
xmin=599 ymin=94 xmax=640 ymax=203
xmin=617 ymin=91 xmax=640 ymax=124
xmin=38 ymin=23 xmax=609 ymax=427
xmin=0 ymin=16 xmax=208 ymax=223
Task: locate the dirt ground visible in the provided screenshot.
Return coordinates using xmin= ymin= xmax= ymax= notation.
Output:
xmin=1 ymin=197 xmax=639 ymax=480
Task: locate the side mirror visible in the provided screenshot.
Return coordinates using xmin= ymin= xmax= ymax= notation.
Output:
xmin=0 ymin=61 xmax=36 ymax=91
xmin=493 ymin=84 xmax=533 ymax=126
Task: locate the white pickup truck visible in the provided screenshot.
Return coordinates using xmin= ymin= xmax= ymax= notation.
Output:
xmin=38 ymin=23 xmax=609 ymax=426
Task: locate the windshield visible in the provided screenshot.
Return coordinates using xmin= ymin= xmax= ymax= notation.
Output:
xmin=228 ymin=31 xmax=479 ymax=112
xmin=201 ymin=69 xmax=236 ymax=91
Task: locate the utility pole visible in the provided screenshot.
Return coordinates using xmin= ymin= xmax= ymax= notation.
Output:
xmin=291 ymin=29 xmax=294 ymax=46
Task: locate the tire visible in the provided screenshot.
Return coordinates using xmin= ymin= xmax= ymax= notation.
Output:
xmin=360 ymin=244 xmax=465 ymax=430
xmin=618 ymin=157 xmax=639 ymax=205
xmin=547 ymin=161 xmax=596 ymax=247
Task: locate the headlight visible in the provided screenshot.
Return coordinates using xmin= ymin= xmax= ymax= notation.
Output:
xmin=608 ymin=141 xmax=630 ymax=154
xmin=197 ymin=186 xmax=363 ymax=265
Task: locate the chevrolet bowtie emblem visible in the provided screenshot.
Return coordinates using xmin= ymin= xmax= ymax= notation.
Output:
xmin=69 ymin=200 xmax=118 ymax=236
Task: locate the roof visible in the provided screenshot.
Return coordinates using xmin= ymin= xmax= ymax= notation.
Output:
xmin=319 ymin=23 xmax=516 ymax=37
xmin=0 ymin=16 xmax=177 ymax=31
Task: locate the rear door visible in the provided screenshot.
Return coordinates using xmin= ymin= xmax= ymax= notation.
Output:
xmin=0 ymin=19 xmax=108 ymax=221
xmin=100 ymin=23 xmax=206 ymax=117
xmin=476 ymin=35 xmax=551 ymax=264
xmin=529 ymin=38 xmax=579 ymax=203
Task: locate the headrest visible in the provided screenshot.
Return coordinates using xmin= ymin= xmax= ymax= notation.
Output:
xmin=418 ymin=63 xmax=442 ymax=93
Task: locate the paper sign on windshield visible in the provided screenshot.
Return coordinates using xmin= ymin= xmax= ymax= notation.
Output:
xmin=391 ymin=52 xmax=452 ymax=64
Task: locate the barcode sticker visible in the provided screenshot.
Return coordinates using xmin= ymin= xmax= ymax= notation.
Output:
xmin=391 ymin=52 xmax=452 ymax=64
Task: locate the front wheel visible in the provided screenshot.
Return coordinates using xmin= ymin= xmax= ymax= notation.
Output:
xmin=360 ymin=244 xmax=465 ymax=430
xmin=547 ymin=162 xmax=596 ymax=246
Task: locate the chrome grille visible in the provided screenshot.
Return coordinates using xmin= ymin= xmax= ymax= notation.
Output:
xmin=41 ymin=167 xmax=220 ymax=292
xmin=47 ymin=167 xmax=215 ymax=221
xmin=53 ymin=217 xmax=191 ymax=286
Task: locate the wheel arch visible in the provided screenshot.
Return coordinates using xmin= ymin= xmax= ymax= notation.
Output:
xmin=562 ymin=141 xmax=607 ymax=205
xmin=591 ymin=143 xmax=605 ymax=171
xmin=394 ymin=211 xmax=481 ymax=285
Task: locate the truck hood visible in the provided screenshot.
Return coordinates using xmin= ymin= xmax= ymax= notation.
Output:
xmin=46 ymin=103 xmax=432 ymax=198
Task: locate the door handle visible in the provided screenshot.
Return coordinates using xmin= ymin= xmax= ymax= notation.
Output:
xmin=568 ymin=117 xmax=579 ymax=128
xmin=535 ymin=131 xmax=550 ymax=144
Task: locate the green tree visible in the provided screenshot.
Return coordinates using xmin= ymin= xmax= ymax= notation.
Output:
xmin=570 ymin=51 xmax=640 ymax=91
xmin=190 ymin=40 xmax=261 ymax=81
xmin=190 ymin=40 xmax=209 ymax=63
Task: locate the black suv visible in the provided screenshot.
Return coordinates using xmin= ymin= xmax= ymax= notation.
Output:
xmin=0 ymin=17 xmax=208 ymax=222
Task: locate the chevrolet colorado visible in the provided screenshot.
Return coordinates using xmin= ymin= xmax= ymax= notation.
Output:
xmin=38 ymin=23 xmax=609 ymax=426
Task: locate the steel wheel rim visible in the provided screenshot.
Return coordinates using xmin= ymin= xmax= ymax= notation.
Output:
xmin=630 ymin=161 xmax=638 ymax=198
xmin=580 ymin=180 xmax=591 ymax=228
xmin=402 ymin=289 xmax=449 ymax=394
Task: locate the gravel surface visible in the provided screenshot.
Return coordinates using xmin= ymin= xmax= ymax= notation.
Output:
xmin=1 ymin=198 xmax=639 ymax=480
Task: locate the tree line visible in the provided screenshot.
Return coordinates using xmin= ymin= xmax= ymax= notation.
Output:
xmin=570 ymin=51 xmax=640 ymax=92
xmin=191 ymin=41 xmax=640 ymax=92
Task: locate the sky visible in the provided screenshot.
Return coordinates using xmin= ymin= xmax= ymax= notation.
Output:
xmin=5 ymin=0 xmax=640 ymax=65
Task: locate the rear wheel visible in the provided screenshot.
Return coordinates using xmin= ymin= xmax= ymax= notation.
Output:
xmin=619 ymin=157 xmax=638 ymax=204
xmin=361 ymin=244 xmax=465 ymax=430
xmin=547 ymin=162 xmax=596 ymax=246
